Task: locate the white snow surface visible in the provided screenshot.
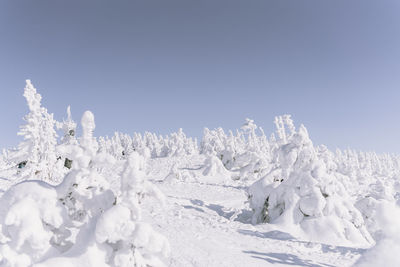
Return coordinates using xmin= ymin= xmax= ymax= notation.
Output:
xmin=142 ymin=155 xmax=368 ymax=267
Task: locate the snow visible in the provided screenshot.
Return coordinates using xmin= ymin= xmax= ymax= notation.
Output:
xmin=353 ymin=203 xmax=400 ymax=267
xmin=143 ymin=160 xmax=365 ymax=267
xmin=0 ymin=82 xmax=400 ymax=266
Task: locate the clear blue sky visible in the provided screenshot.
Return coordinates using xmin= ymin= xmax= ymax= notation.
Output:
xmin=1 ymin=0 xmax=400 ymax=153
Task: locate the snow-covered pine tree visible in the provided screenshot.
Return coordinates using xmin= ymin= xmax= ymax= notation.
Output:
xmin=17 ymin=80 xmax=58 ymax=182
xmin=248 ymin=115 xmax=373 ymax=246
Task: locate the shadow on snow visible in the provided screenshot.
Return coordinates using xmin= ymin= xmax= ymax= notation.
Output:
xmin=243 ymin=250 xmax=336 ymax=267
xmin=239 ymin=229 xmax=366 ymax=264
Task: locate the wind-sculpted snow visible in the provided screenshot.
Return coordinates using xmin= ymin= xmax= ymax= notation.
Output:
xmin=0 ymin=80 xmax=399 ymax=266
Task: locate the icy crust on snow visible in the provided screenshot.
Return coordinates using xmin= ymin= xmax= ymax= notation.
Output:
xmin=0 ymin=110 xmax=169 ymax=267
xmin=248 ymin=122 xmax=373 ymax=246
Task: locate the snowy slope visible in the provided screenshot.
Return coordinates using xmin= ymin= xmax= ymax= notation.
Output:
xmin=140 ymin=155 xmax=364 ymax=267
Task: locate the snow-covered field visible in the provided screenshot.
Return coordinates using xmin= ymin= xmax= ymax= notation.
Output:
xmin=142 ymin=156 xmax=367 ymax=267
xmin=0 ymin=81 xmax=399 ymax=267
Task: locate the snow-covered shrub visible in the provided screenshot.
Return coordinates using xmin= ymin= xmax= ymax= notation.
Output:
xmin=95 ymin=153 xmax=169 ymax=267
xmin=0 ymin=181 xmax=67 ymax=266
xmin=248 ymin=116 xmax=373 ymax=246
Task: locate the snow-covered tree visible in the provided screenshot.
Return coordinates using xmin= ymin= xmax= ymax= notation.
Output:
xmin=99 ymin=152 xmax=169 ymax=266
xmin=248 ymin=116 xmax=373 ymax=246
xmin=0 ymin=110 xmax=169 ymax=267
xmin=58 ymin=106 xmax=77 ymax=145
xmin=55 ymin=106 xmax=78 ymax=171
xmin=16 ymin=80 xmax=59 ymax=182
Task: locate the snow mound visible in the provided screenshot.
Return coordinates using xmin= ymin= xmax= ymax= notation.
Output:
xmin=202 ymin=155 xmax=231 ymax=178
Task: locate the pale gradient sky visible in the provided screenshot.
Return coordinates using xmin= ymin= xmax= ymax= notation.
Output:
xmin=1 ymin=0 xmax=400 ymax=152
